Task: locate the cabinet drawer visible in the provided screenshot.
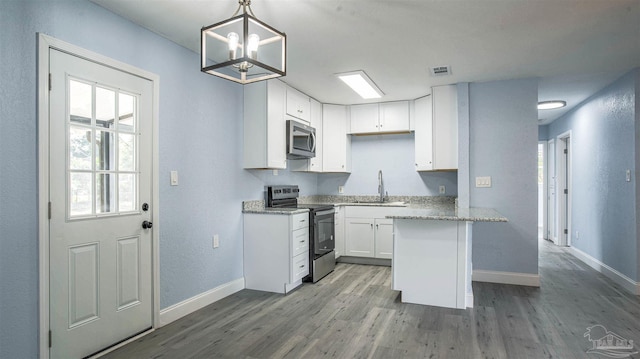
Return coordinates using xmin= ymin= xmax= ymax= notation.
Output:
xmin=292 ymin=227 xmax=309 ymax=257
xmin=291 ymin=252 xmax=309 ymax=282
xmin=291 ymin=212 xmax=310 ymax=231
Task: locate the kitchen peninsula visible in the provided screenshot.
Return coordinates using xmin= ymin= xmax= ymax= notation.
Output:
xmin=387 ymin=206 xmax=507 ymax=310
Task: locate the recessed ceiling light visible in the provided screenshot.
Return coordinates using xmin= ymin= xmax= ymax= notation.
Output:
xmin=336 ymin=70 xmax=383 ymax=99
xmin=538 ymin=100 xmax=566 ymax=110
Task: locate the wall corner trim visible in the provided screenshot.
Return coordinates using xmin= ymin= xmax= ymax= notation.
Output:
xmin=472 ymin=270 xmax=540 ymax=287
xmin=569 ymin=247 xmax=639 ymax=296
xmin=465 ymin=293 xmax=474 ymax=308
xmin=159 ymin=278 xmax=245 ymax=326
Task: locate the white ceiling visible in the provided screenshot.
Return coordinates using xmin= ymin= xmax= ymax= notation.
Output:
xmin=91 ymin=0 xmax=640 ymax=124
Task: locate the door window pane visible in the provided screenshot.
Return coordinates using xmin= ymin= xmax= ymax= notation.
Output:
xmin=95 ymin=130 xmax=115 ymax=171
xmin=70 ymin=172 xmax=93 ymax=216
xmin=118 ymin=133 xmax=135 ymax=171
xmin=69 ymin=126 xmax=92 ymax=170
xmin=96 ymin=173 xmax=116 ymax=214
xmin=118 ymin=174 xmax=136 ymax=212
xmin=96 ymin=87 xmax=115 ymax=129
xmin=119 ymin=93 xmax=135 ymax=132
xmin=69 ymin=80 xmax=92 ymax=125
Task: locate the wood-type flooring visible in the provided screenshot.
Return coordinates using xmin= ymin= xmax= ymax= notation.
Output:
xmin=102 ymin=240 xmax=640 ymax=358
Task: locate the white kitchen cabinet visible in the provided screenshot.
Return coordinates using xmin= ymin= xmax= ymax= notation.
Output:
xmin=349 ymin=101 xmax=410 ymax=135
xmin=414 ymin=85 xmax=458 ymax=171
xmin=244 ymin=212 xmax=310 ymax=294
xmin=334 ymin=206 xmax=345 ymax=259
xmin=374 ymin=218 xmax=393 ymax=259
xmin=349 ymin=103 xmax=379 ymax=134
xmin=345 ymin=217 xmax=375 ymax=257
xmin=243 ymin=79 xmax=287 ymax=169
xmin=322 ymin=104 xmax=351 ymax=172
xmin=344 ymin=206 xmax=403 ymax=259
xmin=289 ymin=98 xmax=323 ymax=172
xmin=286 ymin=86 xmax=311 ymax=123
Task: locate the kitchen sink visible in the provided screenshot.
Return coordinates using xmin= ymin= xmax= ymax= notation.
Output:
xmin=352 ymin=201 xmax=407 ymax=206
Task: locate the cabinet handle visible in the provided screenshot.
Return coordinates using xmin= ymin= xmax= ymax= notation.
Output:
xmin=370 ymin=223 xmax=373 ymax=229
xmin=300 ymin=219 xmax=306 ymax=222
xmin=299 ymin=264 xmax=305 ymax=268
xmin=376 ymin=224 xmax=379 ymax=229
xmin=300 ymin=240 xmax=305 ymax=243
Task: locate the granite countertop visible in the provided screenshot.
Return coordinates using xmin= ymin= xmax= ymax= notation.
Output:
xmin=386 ymin=204 xmax=508 ymax=222
xmin=242 ymin=196 xmax=507 ymax=222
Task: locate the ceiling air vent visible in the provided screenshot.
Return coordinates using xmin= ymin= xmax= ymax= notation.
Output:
xmin=430 ymin=66 xmax=452 ymax=76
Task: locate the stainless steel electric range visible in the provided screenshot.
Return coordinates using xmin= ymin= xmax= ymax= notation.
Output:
xmin=265 ymin=185 xmax=335 ymax=282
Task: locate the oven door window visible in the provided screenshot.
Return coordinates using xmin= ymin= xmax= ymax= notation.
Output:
xmin=315 ymin=213 xmax=335 ymax=255
xmin=292 ymin=127 xmax=313 ymax=152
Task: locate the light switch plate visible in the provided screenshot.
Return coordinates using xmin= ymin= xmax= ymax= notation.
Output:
xmin=439 ymin=185 xmax=446 ymax=194
xmin=213 ymin=234 xmax=219 ymax=248
xmin=475 ymin=176 xmax=492 ymax=188
xmin=338 ymin=186 xmax=344 ymax=194
xmin=170 ymin=171 xmax=179 ymax=186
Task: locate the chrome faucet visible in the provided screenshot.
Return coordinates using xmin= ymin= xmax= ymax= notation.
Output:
xmin=378 ymin=170 xmax=387 ymax=202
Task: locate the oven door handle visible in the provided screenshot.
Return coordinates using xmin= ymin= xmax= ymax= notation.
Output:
xmin=314 ymin=209 xmax=335 ymax=216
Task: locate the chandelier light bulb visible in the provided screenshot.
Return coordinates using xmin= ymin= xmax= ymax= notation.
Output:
xmin=247 ymin=34 xmax=260 ymax=60
xmin=227 ymin=32 xmax=239 ymax=60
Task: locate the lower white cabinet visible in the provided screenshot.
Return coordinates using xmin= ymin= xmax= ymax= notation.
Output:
xmin=344 ymin=206 xmax=400 ymax=259
xmin=243 ymin=212 xmax=310 ymax=293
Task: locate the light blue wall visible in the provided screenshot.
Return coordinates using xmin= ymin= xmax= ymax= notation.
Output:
xmin=0 ymin=1 xmax=316 ymax=357
xmin=469 ymin=79 xmax=539 ymax=274
xmin=547 ymin=69 xmax=638 ymax=281
xmin=316 ymin=133 xmax=458 ymax=196
xmin=538 ymin=124 xmax=549 ymax=141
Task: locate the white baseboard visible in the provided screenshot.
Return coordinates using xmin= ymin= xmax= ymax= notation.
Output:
xmin=569 ymin=247 xmax=640 ymax=295
xmin=465 ymin=293 xmax=474 ymax=308
xmin=472 ymin=270 xmax=540 ymax=287
xmin=159 ymin=278 xmax=245 ymax=326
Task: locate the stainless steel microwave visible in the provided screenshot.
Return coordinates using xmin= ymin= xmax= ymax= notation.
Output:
xmin=286 ymin=119 xmax=316 ymax=159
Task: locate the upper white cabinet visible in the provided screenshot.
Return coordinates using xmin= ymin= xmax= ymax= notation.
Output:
xmin=322 ymin=104 xmax=351 ymax=172
xmin=243 ymin=79 xmax=287 ymax=169
xmin=286 ymin=87 xmax=311 ymax=123
xmin=289 ymin=98 xmax=323 ymax=173
xmin=414 ymin=85 xmax=458 ymax=171
xmin=349 ymin=101 xmax=410 ymax=135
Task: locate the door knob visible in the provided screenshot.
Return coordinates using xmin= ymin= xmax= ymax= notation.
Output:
xmin=142 ymin=220 xmax=153 ymax=229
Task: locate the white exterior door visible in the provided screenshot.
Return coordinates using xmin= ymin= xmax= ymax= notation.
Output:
xmin=49 ymin=49 xmax=153 ymax=358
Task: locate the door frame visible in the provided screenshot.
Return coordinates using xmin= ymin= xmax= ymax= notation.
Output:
xmin=37 ymin=34 xmax=160 ymax=358
xmin=547 ymin=139 xmax=556 ymax=243
xmin=538 ymin=141 xmax=547 ymax=241
xmin=556 ymin=130 xmax=572 ymax=247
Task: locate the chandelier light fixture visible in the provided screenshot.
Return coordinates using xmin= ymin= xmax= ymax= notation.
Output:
xmin=201 ymin=0 xmax=286 ymax=84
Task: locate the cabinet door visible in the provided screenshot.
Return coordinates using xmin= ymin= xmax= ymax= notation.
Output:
xmin=349 ymin=103 xmax=379 ymax=134
xmin=243 ymin=80 xmax=287 ymax=169
xmin=345 ymin=217 xmax=375 ymax=257
xmin=432 ymin=85 xmax=458 ymax=170
xmin=414 ymin=95 xmax=433 ymax=171
xmin=379 ymin=101 xmax=410 ymax=133
xmin=286 ymin=87 xmax=310 ymax=122
xmin=308 ymin=99 xmax=323 ymax=172
xmin=374 ymin=218 xmax=393 ymax=259
xmin=322 ymin=104 xmax=351 ymax=172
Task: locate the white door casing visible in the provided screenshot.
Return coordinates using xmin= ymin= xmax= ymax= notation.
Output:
xmin=547 ymin=139 xmax=556 ymax=243
xmin=38 ymin=34 xmax=160 ymax=359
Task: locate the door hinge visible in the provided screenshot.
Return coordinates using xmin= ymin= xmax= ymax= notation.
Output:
xmin=564 ymin=229 xmax=568 ymax=234
xmin=48 ymin=202 xmax=52 ymax=219
xmin=564 ymin=148 xmax=568 ymax=154
xmin=564 ymin=189 xmax=568 ymax=194
xmin=49 ymin=73 xmax=52 ymax=91
xmin=49 ymin=330 xmax=52 ymax=348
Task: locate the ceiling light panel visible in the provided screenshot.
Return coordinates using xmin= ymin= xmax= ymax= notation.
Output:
xmin=336 ymin=71 xmax=383 ymax=99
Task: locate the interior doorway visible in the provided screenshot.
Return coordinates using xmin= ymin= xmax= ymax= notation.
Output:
xmin=556 ymin=132 xmax=572 ymax=247
xmin=538 ymin=142 xmax=546 ymax=240
xmin=547 ymin=139 xmax=556 ymax=243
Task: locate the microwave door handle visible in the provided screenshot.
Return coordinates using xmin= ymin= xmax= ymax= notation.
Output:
xmin=310 ymin=131 xmax=316 ymax=152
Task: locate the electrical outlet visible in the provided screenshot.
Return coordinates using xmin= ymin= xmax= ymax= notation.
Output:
xmin=575 ymin=231 xmax=579 ymax=240
xmin=626 ymin=169 xmax=631 ymax=182
xmin=338 ymin=185 xmax=344 ymax=194
xmin=273 ymin=169 xmax=279 ymax=176
xmin=213 ymin=234 xmax=219 ymax=248
xmin=439 ymin=185 xmax=446 ymax=194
